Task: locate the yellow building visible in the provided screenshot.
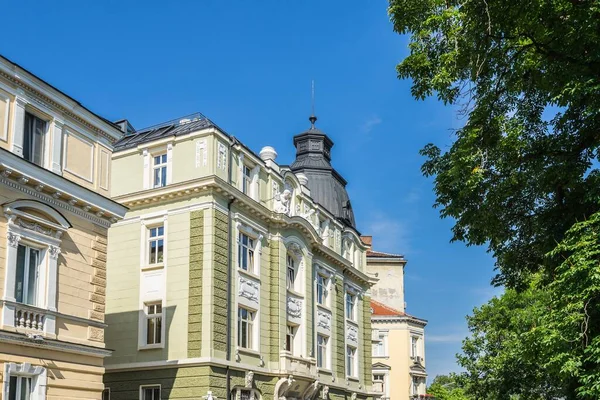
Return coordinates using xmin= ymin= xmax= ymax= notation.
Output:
xmin=0 ymin=55 xmax=126 ymax=399
xmin=363 ymin=237 xmax=427 ymax=400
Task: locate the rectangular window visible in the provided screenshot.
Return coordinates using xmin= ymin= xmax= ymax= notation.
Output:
xmin=237 ymin=307 xmax=254 ymax=349
xmin=102 ymin=388 xmax=110 ymax=400
xmin=240 ymin=390 xmax=252 ymax=400
xmin=411 ymin=377 xmax=419 ymax=395
xmin=242 ymin=164 xmax=252 ymax=195
xmin=346 ymin=345 xmax=356 ymax=377
xmin=285 ymin=324 xmax=296 ymax=353
xmin=373 ymin=374 xmax=385 ymax=393
xmin=23 ymin=112 xmax=46 ymax=166
xmin=148 ymin=226 xmax=164 ymax=265
xmin=15 ymin=244 xmax=40 ymax=306
xmin=238 ymin=233 xmax=255 ymax=272
xmin=345 ymin=292 xmax=356 ymax=321
xmin=153 ymin=154 xmax=167 ymax=188
xmin=286 ymin=254 xmax=295 ymax=290
xmin=317 ymin=334 xmax=328 ymax=368
xmin=141 ymin=385 xmax=160 ymax=400
xmin=411 ymin=336 xmax=418 ymax=358
xmin=145 ymin=302 xmax=162 ymax=345
xmin=373 ymin=332 xmax=387 ymax=357
xmin=316 ymin=274 xmax=327 ymax=305
xmin=8 ymin=376 xmax=32 ymax=400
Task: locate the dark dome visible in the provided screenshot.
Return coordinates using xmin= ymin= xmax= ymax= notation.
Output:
xmin=290 ymin=117 xmax=356 ymax=229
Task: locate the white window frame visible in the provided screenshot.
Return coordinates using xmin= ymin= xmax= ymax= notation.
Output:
xmin=0 ymin=92 xmax=10 ymax=142
xmin=144 ymin=302 xmax=163 ymax=346
xmin=346 ymin=345 xmax=357 ymax=378
xmin=22 ymin=110 xmax=49 ymax=168
xmin=411 ymin=376 xmax=420 ymax=396
xmin=3 ymin=362 xmax=47 ymax=400
xmin=232 ymin=387 xmax=261 ymax=400
xmin=316 ymin=334 xmax=329 ymax=369
xmin=236 ymin=222 xmax=263 ymax=276
xmin=238 ymin=153 xmax=260 ymax=201
xmin=373 ymin=331 xmax=388 ymax=357
xmin=152 ymin=153 xmax=168 ymax=188
xmin=316 ymin=273 xmax=328 ymax=306
xmin=238 ymin=232 xmax=255 ymax=273
xmin=14 ymin=243 xmax=42 ymax=307
xmin=285 ymin=323 xmax=296 ymax=353
xmin=345 ymin=292 xmax=357 ymax=321
xmin=372 ymin=369 xmax=390 ymax=398
xmin=237 ymin=306 xmax=256 ymax=350
xmin=286 ymin=253 xmax=296 ymax=291
xmin=146 ymin=224 xmax=165 ymax=266
xmin=140 ymin=384 xmax=161 ymax=400
xmin=242 ymin=164 xmax=252 ymax=195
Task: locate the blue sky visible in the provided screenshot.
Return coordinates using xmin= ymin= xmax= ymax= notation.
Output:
xmin=2 ymin=0 xmax=501 ymax=380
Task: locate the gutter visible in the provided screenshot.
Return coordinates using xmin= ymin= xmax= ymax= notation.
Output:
xmin=225 ymin=136 xmax=239 ymax=400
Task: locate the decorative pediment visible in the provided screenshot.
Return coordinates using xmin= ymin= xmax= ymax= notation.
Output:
xmin=3 ymin=199 xmax=71 ymax=240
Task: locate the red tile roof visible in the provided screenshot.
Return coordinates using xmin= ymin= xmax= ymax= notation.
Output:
xmin=366 ymin=249 xmax=405 ymax=259
xmin=370 ymin=299 xmax=405 ymax=317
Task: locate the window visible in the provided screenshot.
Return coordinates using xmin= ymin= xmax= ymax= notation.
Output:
xmin=286 ymin=254 xmax=296 ymax=290
xmin=23 ymin=112 xmax=46 ymax=166
xmin=153 ymin=154 xmax=167 ymax=188
xmin=237 ymin=307 xmax=254 ymax=349
xmin=242 ymin=165 xmax=252 ymax=195
xmin=373 ymin=332 xmax=387 ymax=357
xmin=316 ymin=274 xmax=327 ymax=305
xmin=317 ymin=334 xmax=329 ymax=368
xmin=346 ymin=346 xmax=357 ymax=377
xmin=141 ymin=385 xmax=160 ymax=400
xmin=15 ymin=244 xmax=41 ymax=306
xmin=411 ymin=376 xmax=419 ymax=396
xmin=240 ymin=390 xmax=252 ymax=400
xmin=285 ymin=324 xmax=296 ymax=352
xmin=8 ymin=376 xmax=32 ymax=400
xmin=102 ymin=388 xmax=110 ymax=400
xmin=373 ymin=374 xmax=385 ymax=393
xmin=145 ymin=302 xmax=162 ymax=345
xmin=345 ymin=292 xmax=356 ymax=321
xmin=411 ymin=336 xmax=419 ymax=358
xmin=148 ymin=226 xmax=164 ymax=265
xmin=238 ymin=233 xmax=255 ymax=272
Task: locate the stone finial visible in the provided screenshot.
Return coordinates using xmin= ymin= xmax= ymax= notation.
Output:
xmin=296 ymin=172 xmax=309 ymax=186
xmin=259 ymin=146 xmax=277 ymax=162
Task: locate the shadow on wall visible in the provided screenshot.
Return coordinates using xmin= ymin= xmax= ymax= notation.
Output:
xmin=104 ymin=307 xmax=176 ymax=365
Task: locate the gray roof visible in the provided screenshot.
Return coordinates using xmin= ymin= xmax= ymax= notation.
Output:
xmin=290 ymin=119 xmax=356 ymax=229
xmin=113 ymin=113 xmax=214 ymax=152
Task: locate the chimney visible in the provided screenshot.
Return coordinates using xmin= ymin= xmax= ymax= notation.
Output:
xmin=361 ymin=235 xmax=372 ymax=249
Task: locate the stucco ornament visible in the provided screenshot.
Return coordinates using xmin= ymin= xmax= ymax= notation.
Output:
xmin=245 ymin=371 xmax=254 ymax=388
xmin=287 ymin=297 xmax=302 ymax=318
xmin=239 ymin=277 xmax=259 ymax=304
xmin=275 ymin=375 xmax=296 ymax=399
xmin=288 ymin=242 xmax=302 ymax=258
xmin=317 ymin=310 xmax=331 ymax=331
xmin=322 ymin=386 xmax=329 ymax=399
xmin=274 ymin=189 xmax=292 ymax=214
xmin=7 ymin=231 xmax=21 ymax=248
xmin=350 ymin=393 xmax=357 ymax=400
xmin=347 ymin=325 xmax=358 ymax=343
xmin=302 ymin=380 xmax=320 ymax=399
xmin=48 ymin=245 xmax=61 ymax=260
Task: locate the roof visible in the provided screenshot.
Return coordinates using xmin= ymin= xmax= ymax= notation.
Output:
xmin=370 ymin=299 xmax=406 ymax=317
xmin=366 ymin=249 xmax=405 ymax=259
xmin=113 ymin=113 xmax=215 ymax=152
xmin=290 ymin=117 xmax=356 ymax=229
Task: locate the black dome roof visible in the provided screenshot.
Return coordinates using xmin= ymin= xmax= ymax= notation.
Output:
xmin=290 ymin=117 xmax=356 ymax=229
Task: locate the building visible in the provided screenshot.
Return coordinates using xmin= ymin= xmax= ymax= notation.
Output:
xmin=0 ymin=55 xmax=126 ymax=399
xmin=104 ymin=113 xmax=378 ymax=399
xmin=363 ymin=238 xmax=427 ymax=400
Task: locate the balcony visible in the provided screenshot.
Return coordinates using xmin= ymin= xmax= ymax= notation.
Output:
xmin=1 ymin=301 xmax=55 ymax=336
xmin=279 ymin=351 xmax=317 ymax=376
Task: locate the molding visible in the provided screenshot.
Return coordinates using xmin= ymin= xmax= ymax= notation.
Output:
xmin=63 ymin=128 xmax=95 ymax=183
xmin=0 ymin=330 xmax=111 ymax=358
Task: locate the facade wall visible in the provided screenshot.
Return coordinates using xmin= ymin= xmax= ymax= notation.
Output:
xmin=368 ymin=260 xmax=406 ymax=314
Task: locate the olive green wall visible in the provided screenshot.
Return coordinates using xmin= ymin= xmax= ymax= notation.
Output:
xmin=187 ymin=210 xmax=204 ymax=358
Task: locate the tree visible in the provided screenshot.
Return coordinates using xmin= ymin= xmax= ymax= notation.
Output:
xmin=427 ymin=374 xmax=471 ymax=400
xmin=388 ymin=0 xmax=600 ymax=288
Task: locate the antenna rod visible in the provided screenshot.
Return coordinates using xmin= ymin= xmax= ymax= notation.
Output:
xmin=311 ymin=80 xmax=315 ymax=116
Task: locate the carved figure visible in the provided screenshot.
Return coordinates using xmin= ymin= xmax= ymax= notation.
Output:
xmin=287 ymin=297 xmax=302 ymax=318
xmin=274 ymin=189 xmax=292 ymax=214
xmin=245 ymin=371 xmax=254 ymax=388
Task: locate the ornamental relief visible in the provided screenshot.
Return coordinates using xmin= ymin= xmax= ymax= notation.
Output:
xmin=287 ymin=296 xmax=302 ymax=319
xmin=238 ymin=276 xmax=259 ymax=305
xmin=346 ymin=324 xmax=359 ymax=345
xmin=317 ymin=309 xmax=331 ymax=332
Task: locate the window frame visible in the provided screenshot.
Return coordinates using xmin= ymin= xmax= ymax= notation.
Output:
xmin=345 ymin=292 xmax=356 ymax=321
xmin=22 ymin=111 xmax=48 ymax=167
xmin=147 ymin=224 xmax=165 ymax=266
xmin=373 ymin=331 xmax=388 ymax=357
xmin=316 ymin=334 xmax=329 ymax=369
xmin=140 ymin=384 xmax=161 ymax=400
xmin=144 ymin=302 xmax=163 ymax=346
xmin=8 ymin=375 xmax=32 ymax=400
xmin=152 ymin=153 xmax=168 ymax=188
xmin=102 ymin=388 xmax=110 ymax=400
xmin=346 ymin=345 xmax=357 ymax=378
xmin=316 ymin=273 xmax=329 ymax=306
xmin=14 ymin=243 xmax=42 ymax=307
xmin=242 ymin=164 xmax=252 ymax=195
xmin=237 ymin=306 xmax=256 ymax=350
xmin=285 ymin=323 xmax=296 ymax=353
xmin=286 ymin=253 xmax=296 ymax=290
xmin=238 ymin=232 xmax=255 ymax=273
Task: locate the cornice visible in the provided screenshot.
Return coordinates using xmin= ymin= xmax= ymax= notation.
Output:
xmin=0 ymin=150 xmax=126 ymax=227
xmin=0 ymin=330 xmax=112 ymax=358
xmin=371 ymin=315 xmax=428 ymax=327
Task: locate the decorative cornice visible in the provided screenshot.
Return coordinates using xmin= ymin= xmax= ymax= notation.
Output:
xmin=0 ymin=330 xmax=111 ymax=358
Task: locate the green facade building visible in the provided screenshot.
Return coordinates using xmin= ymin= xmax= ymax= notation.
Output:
xmin=104 ymin=113 xmax=377 ymax=400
